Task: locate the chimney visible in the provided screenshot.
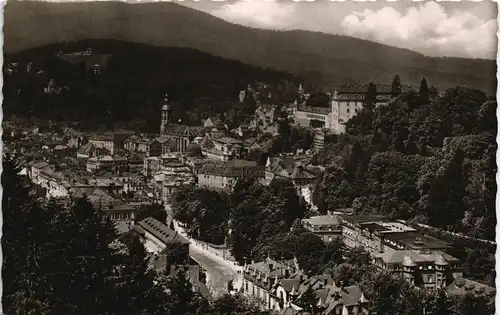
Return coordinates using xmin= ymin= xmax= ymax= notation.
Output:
xmin=130 ymin=211 xmax=136 ymax=227
xmin=379 ymin=235 xmax=385 ymax=253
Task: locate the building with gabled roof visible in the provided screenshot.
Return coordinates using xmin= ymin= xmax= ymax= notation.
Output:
xmin=197 ymin=160 xmax=264 ymax=191
xmin=294 ymin=105 xmax=332 ymax=129
xmin=242 ymin=256 xmax=303 ymax=311
xmin=330 ymin=84 xmax=413 ymax=134
xmin=302 ymin=215 xmax=342 ymax=243
xmin=135 ymin=217 xmax=190 ymax=254
xmin=242 ymin=256 xmax=369 ymax=315
xmin=446 ymin=276 xmax=495 ymax=297
xmin=373 ymin=249 xmax=462 ymax=290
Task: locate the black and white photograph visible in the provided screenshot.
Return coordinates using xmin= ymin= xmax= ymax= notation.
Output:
xmin=2 ymin=0 xmax=498 ymax=314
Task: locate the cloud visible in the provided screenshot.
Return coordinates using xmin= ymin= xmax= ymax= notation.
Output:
xmin=212 ymin=0 xmax=297 ymax=30
xmin=340 ymin=2 xmax=497 ymax=59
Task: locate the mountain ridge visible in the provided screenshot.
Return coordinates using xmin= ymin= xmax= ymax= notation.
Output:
xmin=5 ymin=0 xmax=497 ymax=93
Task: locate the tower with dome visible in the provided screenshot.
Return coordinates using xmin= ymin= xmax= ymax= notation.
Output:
xmin=160 ymin=93 xmax=172 ymax=134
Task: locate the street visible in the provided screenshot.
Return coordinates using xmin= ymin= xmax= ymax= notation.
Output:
xmin=166 ymin=203 xmax=242 ymax=296
xmin=189 ymin=243 xmax=242 ymax=296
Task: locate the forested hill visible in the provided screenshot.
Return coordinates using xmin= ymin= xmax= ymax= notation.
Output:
xmin=4 ymin=0 xmax=496 ymax=94
xmin=3 ymin=40 xmax=299 ymax=132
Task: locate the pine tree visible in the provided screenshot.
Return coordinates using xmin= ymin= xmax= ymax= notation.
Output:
xmin=2 ymin=154 xmax=55 ymax=314
xmin=365 ymin=82 xmax=378 ymax=111
xmin=391 ymin=74 xmax=402 ymax=98
xmin=113 ymin=233 xmax=158 ymax=315
xmin=427 ymin=148 xmax=468 ymax=229
xmin=419 ymin=78 xmax=430 ymax=105
xmin=48 ymin=197 xmax=120 ymax=314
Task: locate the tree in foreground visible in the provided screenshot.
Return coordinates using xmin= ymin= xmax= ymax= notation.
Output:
xmin=135 ymin=203 xmax=168 ymax=224
xmin=419 ymin=77 xmax=430 ymax=105
xmin=391 ymin=74 xmax=402 ymax=98
xmin=365 ymin=82 xmax=377 ymax=111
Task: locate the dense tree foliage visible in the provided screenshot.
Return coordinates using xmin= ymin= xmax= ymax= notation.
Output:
xmin=358 ymin=270 xmax=495 ymax=315
xmin=270 ymin=119 xmax=314 ymax=154
xmin=2 ymin=155 xmax=280 ymax=315
xmin=171 ymin=176 xmax=308 ymax=265
xmin=4 ymin=40 xmax=299 ymax=132
xmin=312 ymin=86 xmax=496 ymax=286
xmin=135 ymin=203 xmax=168 ymax=224
xmin=207 ymin=293 xmax=276 ymax=315
xmin=171 ymin=185 xmax=231 ymax=245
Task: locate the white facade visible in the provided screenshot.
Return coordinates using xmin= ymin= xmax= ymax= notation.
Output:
xmin=331 ymin=99 xmax=364 ymax=134
xmin=89 ymin=139 xmax=115 ymax=155
xmin=294 ymin=108 xmax=332 ymax=129
xmin=143 ymin=230 xmax=167 ymax=253
xmin=197 ymin=173 xmax=237 ymax=191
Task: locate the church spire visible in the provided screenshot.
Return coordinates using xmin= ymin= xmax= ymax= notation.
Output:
xmin=160 ymin=92 xmax=172 ymax=134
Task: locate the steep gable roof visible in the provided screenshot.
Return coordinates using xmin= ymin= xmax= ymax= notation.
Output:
xmin=137 ymin=217 xmax=190 ymax=245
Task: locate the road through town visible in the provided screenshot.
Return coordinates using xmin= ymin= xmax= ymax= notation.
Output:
xmin=166 ymin=203 xmax=242 ymax=296
xmin=189 ymin=244 xmax=241 ymax=296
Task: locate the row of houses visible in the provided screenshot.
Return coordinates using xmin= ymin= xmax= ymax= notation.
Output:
xmin=301 ymin=212 xmax=496 ymax=294
xmin=118 ymin=216 xmax=211 ymax=298
xmin=242 ymin=256 xmax=369 ymax=315
xmin=195 ymin=155 xmax=319 ymax=210
xmin=293 ymin=84 xmax=413 ymax=134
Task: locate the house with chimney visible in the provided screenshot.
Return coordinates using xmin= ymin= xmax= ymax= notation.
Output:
xmin=197 ymin=160 xmax=264 ymax=191
xmin=88 ymin=134 xmax=116 ymax=155
xmin=242 ymin=256 xmax=301 ymax=311
xmin=330 ymin=84 xmax=412 ymax=134
xmin=281 ymin=280 xmax=369 ymax=315
xmin=302 ymin=214 xmax=343 ymax=243
xmin=124 ymin=135 xmax=150 ymax=153
xmin=202 ymin=137 xmax=244 ymax=161
xmin=338 ymin=214 xmax=481 ymax=291
xmin=243 ymin=257 xmax=369 ymax=315
xmin=264 ymin=156 xmax=317 ymax=206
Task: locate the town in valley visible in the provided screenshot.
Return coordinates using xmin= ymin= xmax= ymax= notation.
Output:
xmin=2 ymin=1 xmax=497 ymax=315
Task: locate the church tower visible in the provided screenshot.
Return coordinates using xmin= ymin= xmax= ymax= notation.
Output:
xmin=160 ymin=93 xmax=172 ymax=134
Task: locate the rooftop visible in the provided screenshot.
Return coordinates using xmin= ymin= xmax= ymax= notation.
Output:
xmin=302 ymin=215 xmax=341 ymax=226
xmin=198 ymin=161 xmax=263 ymax=178
xmin=297 ymin=105 xmax=331 ymax=115
xmin=447 ymin=277 xmax=495 ymax=296
xmin=213 ymin=137 xmax=243 ymax=145
xmin=375 ymin=249 xmax=459 ymax=265
xmin=333 ymin=84 xmax=414 ymax=95
xmin=384 ymin=232 xmax=451 ymax=250
xmin=340 ymin=214 xmax=389 ymax=225
xmin=137 ymin=217 xmax=190 ymax=245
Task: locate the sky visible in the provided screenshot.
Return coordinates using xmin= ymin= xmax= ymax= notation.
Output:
xmin=181 ymin=0 xmax=498 ymax=59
